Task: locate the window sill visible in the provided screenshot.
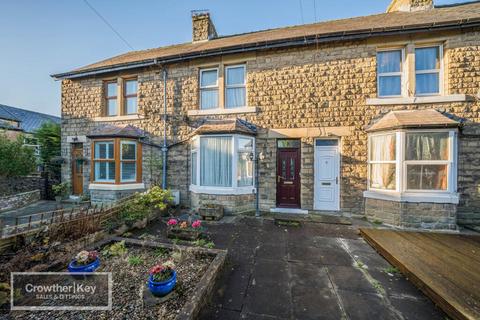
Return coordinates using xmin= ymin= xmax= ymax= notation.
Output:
xmin=93 ymin=114 xmax=144 ymax=122
xmin=366 ymin=94 xmax=473 ymax=106
xmin=363 ymin=190 xmax=459 ymax=204
xmin=89 ymin=183 xmax=145 ymax=191
xmin=189 ymin=184 xmax=255 ymax=195
xmin=187 ymin=106 xmax=257 ymax=116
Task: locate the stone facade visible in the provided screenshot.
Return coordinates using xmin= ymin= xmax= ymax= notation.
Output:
xmin=365 ymin=198 xmax=457 ymax=230
xmin=60 ymin=25 xmax=480 ymax=227
xmin=191 ymin=193 xmax=255 ymax=215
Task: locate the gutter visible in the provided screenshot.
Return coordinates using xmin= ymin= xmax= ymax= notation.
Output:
xmin=51 ymin=18 xmax=480 ymax=79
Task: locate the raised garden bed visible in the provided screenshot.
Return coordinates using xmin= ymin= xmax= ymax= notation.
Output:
xmin=199 ymin=204 xmax=224 ymax=221
xmin=8 ymin=237 xmax=227 ymax=320
xmin=167 ymin=228 xmax=202 ymax=241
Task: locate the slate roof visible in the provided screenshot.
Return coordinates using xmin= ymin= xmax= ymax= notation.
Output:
xmin=190 ymin=118 xmax=257 ymax=136
xmin=87 ymin=124 xmax=146 ymax=139
xmin=52 ymin=1 xmax=480 ymax=79
xmin=0 ymin=104 xmax=60 ymax=134
xmin=366 ymin=109 xmax=460 ymax=132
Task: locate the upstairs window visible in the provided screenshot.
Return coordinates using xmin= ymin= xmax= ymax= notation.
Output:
xmin=415 ymin=46 xmax=441 ymax=95
xmin=225 ymin=65 xmax=246 ymax=108
xmin=105 ymin=82 xmax=118 ymax=116
xmin=200 ymin=68 xmax=219 ymax=109
xmin=377 ymin=50 xmax=403 ymax=97
xmin=124 ymin=79 xmax=138 ymax=115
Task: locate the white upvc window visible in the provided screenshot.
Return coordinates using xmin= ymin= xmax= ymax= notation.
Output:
xmin=415 ymin=45 xmax=442 ymax=96
xmin=190 ymin=134 xmax=255 ymax=194
xmin=377 ymin=49 xmax=404 ymax=97
xmin=199 ymin=68 xmax=219 ymax=109
xmin=366 ymin=129 xmax=458 ymax=203
xmin=225 ymin=64 xmax=246 ymax=108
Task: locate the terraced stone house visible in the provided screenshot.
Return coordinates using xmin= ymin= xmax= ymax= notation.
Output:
xmin=53 ymin=0 xmax=480 ymax=230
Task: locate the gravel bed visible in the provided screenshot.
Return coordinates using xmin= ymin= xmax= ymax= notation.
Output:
xmin=9 ymin=244 xmax=213 ymax=320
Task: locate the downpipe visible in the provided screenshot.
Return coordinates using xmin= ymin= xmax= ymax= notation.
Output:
xmin=162 ymin=67 xmax=168 ymax=189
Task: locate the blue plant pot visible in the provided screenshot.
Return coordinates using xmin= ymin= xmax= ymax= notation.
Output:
xmin=68 ymin=257 xmax=100 ymax=273
xmin=147 ymin=271 xmax=177 ymax=297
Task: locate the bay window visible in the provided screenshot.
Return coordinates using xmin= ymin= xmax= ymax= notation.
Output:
xmin=200 ymin=68 xmax=219 ymax=109
xmin=190 ymin=134 xmax=255 ymax=194
xmin=92 ymin=138 xmax=142 ymax=184
xmin=367 ymin=130 xmax=457 ymax=202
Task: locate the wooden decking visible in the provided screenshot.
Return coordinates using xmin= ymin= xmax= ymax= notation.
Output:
xmin=360 ymin=228 xmax=480 ymax=320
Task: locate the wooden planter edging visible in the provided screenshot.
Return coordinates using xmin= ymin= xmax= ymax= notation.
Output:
xmin=90 ymin=237 xmax=227 ymax=320
xmin=167 ymin=228 xmax=202 ymax=241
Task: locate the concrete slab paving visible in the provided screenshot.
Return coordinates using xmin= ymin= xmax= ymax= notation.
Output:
xmin=185 ymin=217 xmax=446 ymax=320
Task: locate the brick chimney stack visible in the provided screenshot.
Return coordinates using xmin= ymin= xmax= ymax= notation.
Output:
xmin=191 ymin=10 xmax=217 ymax=42
xmin=387 ymin=0 xmax=433 ymax=12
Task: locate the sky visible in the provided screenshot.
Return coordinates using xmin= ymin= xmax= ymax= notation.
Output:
xmin=0 ymin=0 xmax=469 ymax=116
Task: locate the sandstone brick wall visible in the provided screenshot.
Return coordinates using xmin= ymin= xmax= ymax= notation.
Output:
xmin=191 ymin=193 xmax=254 ymax=215
xmin=365 ymin=198 xmax=457 ymax=230
xmin=60 ymin=28 xmax=480 ymax=222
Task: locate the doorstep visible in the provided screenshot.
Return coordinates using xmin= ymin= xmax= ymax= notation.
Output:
xmin=269 ymin=207 xmax=308 ymax=214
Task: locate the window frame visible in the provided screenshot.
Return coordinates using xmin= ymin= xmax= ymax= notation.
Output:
xmin=120 ymin=140 xmax=138 ymax=182
xmin=91 ymin=138 xmax=142 ymax=185
xmin=123 ymin=78 xmax=138 ymax=115
xmin=366 ymin=129 xmax=458 ymax=203
xmin=367 ymin=132 xmax=398 ymax=191
xmin=376 ymin=48 xmax=405 ymax=98
xmin=414 ymin=45 xmax=443 ymax=96
xmin=199 ymin=67 xmax=219 ymax=110
xmin=92 ymin=140 xmax=116 ymax=183
xmin=225 ymin=64 xmax=247 ymax=108
xmin=105 ymin=81 xmax=118 ymax=117
xmin=189 ymin=134 xmax=255 ymax=195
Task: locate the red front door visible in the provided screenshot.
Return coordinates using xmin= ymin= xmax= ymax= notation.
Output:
xmin=276 ymin=147 xmax=301 ymax=208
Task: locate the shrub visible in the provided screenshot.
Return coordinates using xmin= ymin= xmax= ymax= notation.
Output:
xmin=102 ymin=241 xmax=128 ymax=257
xmin=52 ymin=182 xmax=69 ymax=197
xmin=34 ymin=122 xmax=61 ymax=177
xmin=142 ymin=186 xmax=174 ymax=210
xmin=119 ymin=193 xmax=150 ymax=226
xmin=0 ymin=134 xmax=35 ymax=177
xmin=128 ymin=255 xmax=143 ymax=266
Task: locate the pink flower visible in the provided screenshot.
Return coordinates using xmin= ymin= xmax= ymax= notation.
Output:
xmin=149 ymin=264 xmax=164 ymax=275
xmin=167 ymin=218 xmax=178 ymax=226
xmin=192 ymin=220 xmax=201 ymax=229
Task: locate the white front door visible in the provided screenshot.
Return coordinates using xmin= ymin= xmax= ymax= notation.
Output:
xmin=314 ymin=139 xmax=340 ymax=211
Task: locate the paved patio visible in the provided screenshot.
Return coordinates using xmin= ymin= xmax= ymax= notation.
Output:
xmin=196 ymin=217 xmax=445 ymax=320
xmin=139 ymin=216 xmax=446 ymax=319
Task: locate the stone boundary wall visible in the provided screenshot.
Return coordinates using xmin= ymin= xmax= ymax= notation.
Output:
xmin=0 ymin=176 xmax=45 ymax=197
xmin=0 ymin=190 xmax=40 ymax=213
xmin=365 ymin=197 xmax=457 ymax=230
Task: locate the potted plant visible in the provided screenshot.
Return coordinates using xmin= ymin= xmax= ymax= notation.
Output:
xmin=52 ymin=182 xmax=69 ymax=202
xmin=166 ymin=218 xmax=203 ymax=241
xmin=68 ymin=250 xmax=100 ymax=273
xmin=147 ymin=260 xmax=176 ymax=296
xmin=199 ymin=203 xmax=224 ymax=221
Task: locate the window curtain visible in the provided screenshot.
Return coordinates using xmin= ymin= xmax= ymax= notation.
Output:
xmin=406 ymin=133 xmax=448 ymax=160
xmin=237 ymin=138 xmax=253 ymax=187
xmin=378 ymin=51 xmax=401 ymax=73
xmin=200 ymin=90 xmax=218 ymax=109
xmin=369 ymin=134 xmax=396 ymax=190
xmin=200 ymin=137 xmax=232 ymax=187
xmin=226 ymin=88 xmax=246 ymax=108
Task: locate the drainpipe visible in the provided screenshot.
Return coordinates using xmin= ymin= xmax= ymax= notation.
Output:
xmin=162 ymin=67 xmax=168 ymax=189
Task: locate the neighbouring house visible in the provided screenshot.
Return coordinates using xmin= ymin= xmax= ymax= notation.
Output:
xmin=0 ymin=104 xmax=61 ymax=163
xmin=52 ymin=0 xmax=480 ymax=230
